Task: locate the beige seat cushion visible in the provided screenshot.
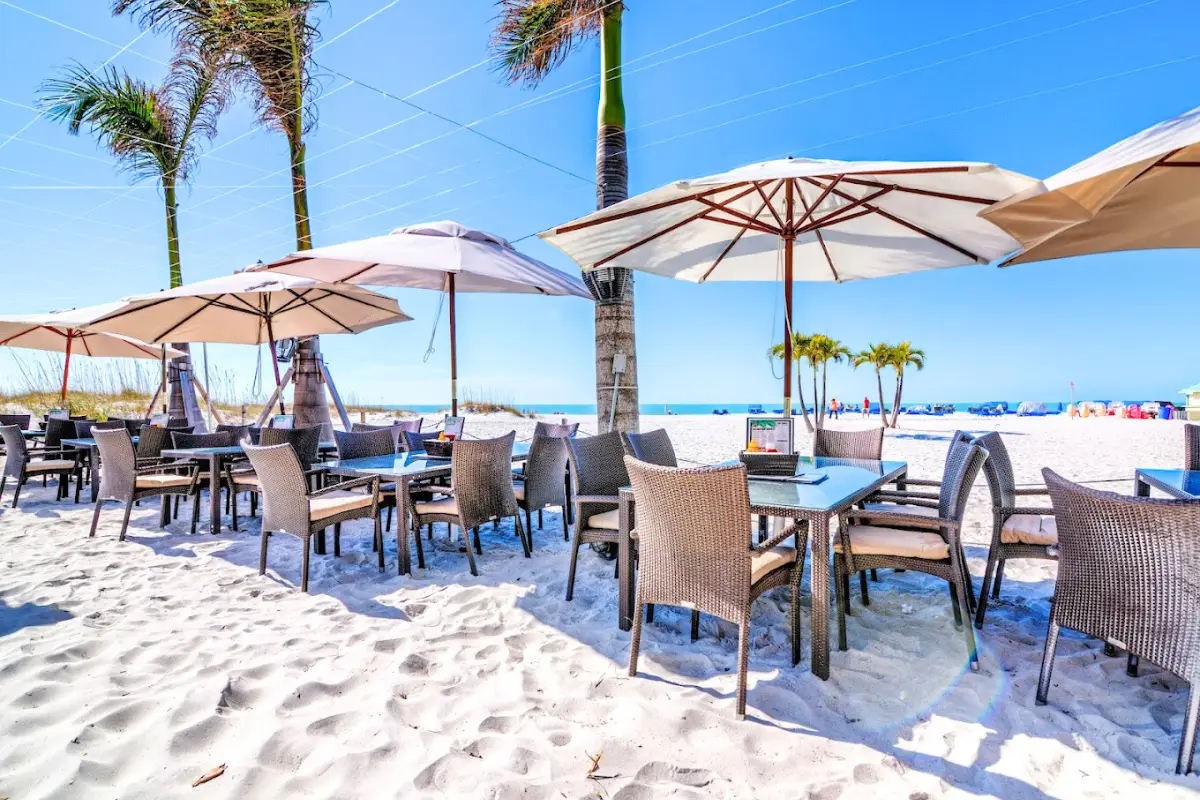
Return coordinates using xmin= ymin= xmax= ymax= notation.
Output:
xmin=1001 ymin=513 xmax=1057 ymax=546
xmin=587 ymin=509 xmax=619 ymax=530
xmin=415 ymin=496 xmax=459 ymax=516
xmin=834 ymin=525 xmax=950 ymax=560
xmin=863 ymin=502 xmax=938 ymax=518
xmin=513 ymin=483 xmax=525 ymax=501
xmin=231 ymin=472 xmax=262 ymax=489
xmin=309 ymin=490 xmax=373 ymax=522
xmin=26 ymin=459 xmax=75 ymax=473
xmin=136 ymin=473 xmax=192 ymax=489
xmin=751 ymin=546 xmax=798 ymax=583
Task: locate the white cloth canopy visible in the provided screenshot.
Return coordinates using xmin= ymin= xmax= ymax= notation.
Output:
xmin=83 ymin=272 xmax=411 ymax=345
xmin=981 ymin=105 xmax=1200 ymax=265
xmin=0 ymin=304 xmax=184 ymax=359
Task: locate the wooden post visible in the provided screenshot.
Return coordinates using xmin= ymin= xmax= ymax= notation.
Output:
xmin=192 ymin=374 xmax=225 ymax=425
xmin=255 ymin=364 xmax=295 ymax=427
xmin=448 ymin=273 xmax=458 ymax=417
xmin=319 ymin=360 xmax=352 ymax=432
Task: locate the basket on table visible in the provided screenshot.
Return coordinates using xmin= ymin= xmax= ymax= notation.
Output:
xmin=424 ymin=438 xmax=455 ymax=459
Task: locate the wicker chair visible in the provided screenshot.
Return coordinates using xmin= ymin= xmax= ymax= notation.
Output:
xmin=738 ymin=452 xmax=800 ymax=476
xmin=972 ymin=432 xmax=1057 ymax=629
xmin=625 ymin=457 xmax=806 ymax=719
xmin=404 ymin=432 xmax=528 ymax=576
xmin=135 ymin=425 xmax=174 ymax=462
xmin=351 ymin=421 xmax=413 ymax=453
xmin=336 ymin=428 xmax=396 ymax=459
xmin=0 ymin=424 xmax=80 ymax=507
xmin=75 ymin=419 xmax=124 ymax=439
xmin=834 ymin=437 xmax=988 ymax=669
xmin=0 ymin=413 xmax=31 ymax=429
xmin=243 ymin=442 xmax=381 ymax=592
xmin=1040 ymin=469 xmax=1200 ymax=775
xmin=534 ymin=421 xmax=579 ymax=438
xmin=88 ymin=428 xmax=198 ymax=540
xmin=1186 ymin=424 xmax=1200 ymax=471
xmin=514 ymin=435 xmax=569 ymax=542
xmin=402 ymin=430 xmax=441 ymax=453
xmin=565 ymin=432 xmax=629 ymax=601
xmin=43 ymin=418 xmax=76 ymax=450
xmin=217 ymin=423 xmax=251 ymax=443
xmin=121 ymin=418 xmax=150 ymax=434
xmin=228 ymin=426 xmax=324 ymax=530
xmin=170 ymin=431 xmax=233 ymax=534
xmin=812 ymin=427 xmax=884 ymax=460
xmin=622 ymin=428 xmax=678 ymax=467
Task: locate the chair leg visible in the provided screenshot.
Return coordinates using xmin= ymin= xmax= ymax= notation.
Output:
xmin=1178 ymin=684 xmax=1200 ymax=775
xmin=231 ymin=487 xmax=239 ymax=532
xmin=89 ymin=498 xmax=104 ymax=537
xmin=461 ymin=526 xmax=479 ymax=576
xmin=949 ymin=582 xmax=963 ymax=629
xmin=690 ymin=610 xmax=700 ymax=641
xmin=333 ymin=522 xmax=342 ymax=557
xmin=1127 ymin=654 xmax=1140 ymax=677
xmin=565 ymin=532 xmax=582 ymax=601
xmin=375 ymin=514 xmax=384 ymax=571
xmin=835 ymin=555 xmax=849 ymax=651
xmin=173 ymin=495 xmax=179 ymax=520
xmin=628 ymin=600 xmax=644 ymax=677
xmin=870 ymin=568 xmax=878 ymax=582
xmin=0 ymin=475 xmax=6 ymax=503
xmin=412 ymin=517 xmax=426 ymax=570
xmin=525 ymin=507 xmax=532 ymax=541
xmin=1035 ymin=620 xmax=1061 ymax=705
xmin=858 ymin=571 xmax=870 ymax=606
xmin=11 ymin=479 xmax=21 ymax=508
xmin=385 ymin=505 xmax=392 ymax=532
xmin=301 ymin=534 xmax=311 ymax=592
xmin=191 ymin=492 xmax=201 ymax=535
xmin=538 ymin=508 xmax=543 ymax=529
xmin=250 ymin=492 xmax=257 ymax=518
xmin=74 ymin=469 xmax=82 ymax=503
xmin=159 ymin=495 xmax=171 ymax=527
xmin=259 ymin=529 xmax=270 ymax=575
xmin=736 ymin=618 xmax=751 ymax=720
xmin=514 ymin=513 xmax=531 ymax=558
xmin=975 ymin=541 xmax=1002 ymax=630
xmin=992 ymin=558 xmax=1005 ymax=598
xmin=646 ymin=603 xmax=655 ymax=623
xmin=472 ymin=526 xmax=483 ymax=555
xmin=118 ymin=497 xmax=134 ymax=542
xmin=953 ymin=575 xmax=979 ymax=670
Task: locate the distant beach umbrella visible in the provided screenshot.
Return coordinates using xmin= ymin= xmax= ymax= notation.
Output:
xmin=0 ymin=303 xmax=183 ymax=402
xmin=982 ymin=105 xmax=1200 ymax=265
xmin=540 ymin=158 xmax=1034 ymax=413
xmin=254 ymin=220 xmax=592 ymax=415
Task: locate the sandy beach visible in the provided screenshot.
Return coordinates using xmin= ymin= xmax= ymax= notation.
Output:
xmin=1 ymin=413 xmax=1198 ymax=799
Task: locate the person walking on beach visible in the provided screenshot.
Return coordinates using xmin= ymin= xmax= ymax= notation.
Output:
xmin=863 ymin=396 xmax=870 ymax=418
xmin=830 ymin=398 xmax=840 ymax=420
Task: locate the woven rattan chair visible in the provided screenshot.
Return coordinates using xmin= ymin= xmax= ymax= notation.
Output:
xmin=835 ymin=437 xmax=988 ymax=669
xmin=135 ymin=425 xmax=173 ymax=462
xmin=121 ymin=418 xmax=150 ymax=434
xmin=75 ymin=419 xmax=123 ymax=439
xmin=402 ymin=430 xmax=441 ymax=453
xmin=565 ymin=432 xmax=629 ymax=601
xmin=217 ymin=423 xmax=251 ymax=443
xmin=0 ymin=424 xmax=80 ymax=507
xmin=43 ymin=418 xmax=75 ymax=450
xmin=1186 ymin=424 xmax=1200 ymax=471
xmin=336 ymin=428 xmax=396 ymax=459
xmin=534 ymin=421 xmax=579 ymax=439
xmin=738 ymin=452 xmax=800 ymax=476
xmin=812 ymin=427 xmax=884 ymax=460
xmin=0 ymin=413 xmax=31 ymax=429
xmin=88 ymin=428 xmax=197 ymax=540
xmin=170 ymin=431 xmax=233 ymax=533
xmin=622 ymin=429 xmax=678 ymax=467
xmin=229 ymin=426 xmax=324 ymax=530
xmin=351 ymin=421 xmax=413 ymax=453
xmin=243 ymin=442 xmax=381 ymax=592
xmin=1040 ymin=469 xmax=1200 ymax=775
xmin=404 ymin=432 xmax=528 ymax=576
xmin=625 ymin=457 xmax=806 ymax=719
xmin=972 ymin=431 xmax=1057 ymax=629
xmin=514 ymin=435 xmax=569 ymax=542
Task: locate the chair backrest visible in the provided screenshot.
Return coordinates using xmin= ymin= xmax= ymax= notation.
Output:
xmin=397 ymin=418 xmax=423 ymax=433
xmin=166 ymin=417 xmax=191 ymax=429
xmin=217 ymin=424 xmax=251 ymax=443
xmin=935 ymin=438 xmax=988 ymax=536
xmin=449 ymin=432 xmax=518 ymax=530
xmin=443 ymin=416 xmax=465 ymax=438
xmin=352 ymin=422 xmax=405 ymax=453
xmin=335 ymin=428 xmax=395 ymax=460
xmin=0 ymin=413 xmax=31 ymax=429
xmin=971 ymin=431 xmax=1018 ymax=510
xmin=121 ymin=417 xmax=150 ymax=434
xmin=75 ymin=419 xmax=124 ymax=439
xmin=812 ymin=427 xmax=884 ymax=460
xmin=43 ymin=418 xmax=75 ymax=449
xmin=1186 ymin=424 xmax=1200 ymax=471
xmin=171 ymin=431 xmax=234 ymax=449
xmin=136 ymin=425 xmax=173 ymax=460
xmin=1044 ymin=468 xmax=1200 ymax=683
xmin=738 ymin=451 xmax=799 ymax=476
xmin=522 ymin=435 xmax=569 ymax=508
xmin=533 ymin=421 xmax=578 ymax=439
xmin=243 ymin=442 xmax=311 ymax=535
xmin=261 ymin=426 xmax=323 ymax=470
xmin=93 ymin=428 xmax=137 ymax=502
xmin=622 ymin=429 xmax=677 ymax=467
xmin=567 ymin=431 xmax=629 ymax=497
xmin=402 ymin=430 xmax=441 ymax=453
xmin=626 ymin=457 xmax=753 ymax=623
xmin=0 ymin=425 xmax=28 ymax=476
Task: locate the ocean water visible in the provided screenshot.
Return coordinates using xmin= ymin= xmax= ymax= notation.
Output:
xmin=381 ymin=401 xmax=1081 ymax=416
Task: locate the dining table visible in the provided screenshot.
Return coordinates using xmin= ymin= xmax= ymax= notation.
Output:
xmin=322 ymin=442 xmax=531 ymax=576
xmin=616 ymin=455 xmax=908 ymax=681
xmin=61 ymin=436 xmax=141 ymax=503
xmin=1134 ymin=467 xmax=1200 ymax=500
xmin=162 ymin=441 xmax=337 ymax=534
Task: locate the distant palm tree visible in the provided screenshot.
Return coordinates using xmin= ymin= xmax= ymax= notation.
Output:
xmin=806 ymin=335 xmax=851 ymax=429
xmin=770 ymin=332 xmax=814 ymax=432
xmin=491 ymin=0 xmax=640 ymax=434
xmin=39 ymin=49 xmax=229 ymax=420
xmin=852 ymin=343 xmax=893 ymax=428
xmin=888 ymin=342 xmax=926 ymax=428
xmin=115 ymin=0 xmax=330 ymax=429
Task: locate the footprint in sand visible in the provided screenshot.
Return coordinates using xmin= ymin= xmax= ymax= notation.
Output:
xmin=634 ymin=761 xmax=718 ymax=788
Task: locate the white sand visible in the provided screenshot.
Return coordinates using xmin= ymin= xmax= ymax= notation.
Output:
xmin=2 ymin=413 xmax=1199 ymax=798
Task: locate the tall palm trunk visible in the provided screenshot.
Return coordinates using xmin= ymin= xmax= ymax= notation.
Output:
xmin=875 ymin=368 xmax=887 ymax=429
xmin=795 ymin=360 xmax=813 ymax=433
xmin=890 ymin=372 xmax=904 ymax=428
xmin=812 ymin=366 xmax=822 ymax=429
xmin=593 ymin=6 xmax=639 ymax=435
xmin=820 ymin=363 xmax=829 ymax=426
xmin=162 ymin=177 xmax=205 ymax=429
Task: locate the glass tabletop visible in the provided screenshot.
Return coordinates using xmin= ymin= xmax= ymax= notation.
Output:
xmin=746 ymin=457 xmax=907 ymax=512
xmin=62 ymin=437 xmax=139 ymax=447
xmin=1137 ymin=468 xmax=1200 ymax=498
xmin=324 ymin=442 xmax=531 ymax=479
xmin=162 ymin=442 xmax=337 ymax=458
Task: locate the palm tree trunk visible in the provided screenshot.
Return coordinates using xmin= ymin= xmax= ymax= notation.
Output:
xmin=812 ymin=365 xmax=821 ymax=430
xmin=821 ymin=363 xmax=829 ymax=426
xmin=875 ymin=369 xmax=887 ymax=429
xmin=795 ymin=360 xmax=814 ymax=433
xmin=890 ymin=372 xmax=904 ymax=428
xmin=162 ymin=179 xmax=205 ymax=430
xmin=592 ymin=6 xmax=639 ymax=435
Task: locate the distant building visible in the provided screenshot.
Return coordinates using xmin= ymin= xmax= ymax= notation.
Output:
xmin=1179 ymin=384 xmax=1200 ymax=421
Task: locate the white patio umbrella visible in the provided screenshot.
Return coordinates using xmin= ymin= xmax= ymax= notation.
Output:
xmin=981 ymin=105 xmax=1200 ymax=265
xmin=541 ymin=158 xmax=1035 ymax=413
xmin=255 ymin=220 xmax=592 ymax=415
xmin=0 ymin=303 xmax=183 ymax=402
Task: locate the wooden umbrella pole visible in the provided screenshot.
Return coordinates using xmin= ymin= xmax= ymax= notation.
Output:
xmin=160 ymin=348 xmax=167 ymax=414
xmin=448 ymin=272 xmax=458 ymax=418
xmin=782 ymin=179 xmax=795 ymax=417
xmin=60 ymin=331 xmax=73 ymax=404
xmin=264 ymin=312 xmax=285 ymax=415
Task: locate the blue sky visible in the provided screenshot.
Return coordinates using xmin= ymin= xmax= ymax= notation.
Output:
xmin=1 ymin=0 xmax=1198 ymax=408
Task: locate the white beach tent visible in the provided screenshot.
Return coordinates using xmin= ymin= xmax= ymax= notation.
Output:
xmin=254 ymin=221 xmax=592 ymax=416
xmin=541 ymin=157 xmax=1036 ymax=412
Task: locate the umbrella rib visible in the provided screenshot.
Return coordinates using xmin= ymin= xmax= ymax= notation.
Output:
xmin=837 ymin=176 xmax=998 ymax=205
xmin=696 ymin=198 xmax=783 ymax=235
xmin=555 ymin=182 xmax=751 ymax=235
xmin=698 ymin=211 xmax=779 ymax=236
xmin=0 ymin=326 xmax=48 ymax=346
xmin=796 ymin=190 xmax=840 ymax=282
xmin=754 ymin=180 xmax=787 ymax=231
xmin=77 ymin=330 xmax=93 ymax=358
xmin=154 ymin=295 xmax=229 ymax=343
xmin=699 ymin=180 xmax=786 ymax=283
xmin=593 ymin=184 xmax=760 ymax=268
xmin=282 ymin=288 xmax=355 ymax=334
xmin=793 ymin=175 xmax=843 ymax=230
xmin=797 ymin=185 xmax=894 ymax=233
xmin=335 ymin=262 xmax=383 ymax=284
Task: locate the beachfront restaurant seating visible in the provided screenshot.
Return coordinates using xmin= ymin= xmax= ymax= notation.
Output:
xmin=88 ymin=428 xmax=197 ymax=540
xmin=170 ymin=430 xmax=234 ymax=534
xmin=624 ymin=456 xmax=805 ymax=719
xmin=352 ymin=419 xmax=422 ymax=452
xmin=513 ymin=434 xmax=569 ymax=542
xmin=243 ymin=441 xmax=382 ymax=593
xmin=1186 ymin=423 xmax=1200 ymax=471
xmin=565 ymin=432 xmax=628 ymax=601
xmin=812 ymin=427 xmax=884 ymax=461
xmin=1040 ymin=469 xmax=1200 ymax=775
xmin=621 ymin=428 xmax=678 ymax=467
xmin=0 ymin=423 xmax=81 ymax=507
xmin=229 ymin=426 xmax=323 ymax=530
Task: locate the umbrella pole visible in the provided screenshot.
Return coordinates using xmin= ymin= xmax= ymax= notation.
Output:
xmin=782 ymin=179 xmax=795 ymax=417
xmin=60 ymin=332 xmax=73 ymax=405
xmin=265 ymin=314 xmax=285 ymax=415
xmin=160 ymin=349 xmax=167 ymax=414
xmin=448 ymin=273 xmax=458 ymax=418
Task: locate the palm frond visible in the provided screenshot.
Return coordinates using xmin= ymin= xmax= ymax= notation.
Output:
xmin=490 ymin=0 xmax=611 ymax=87
xmin=165 ymin=45 xmax=233 ymax=181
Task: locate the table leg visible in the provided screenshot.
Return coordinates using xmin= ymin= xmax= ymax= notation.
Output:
xmin=1135 ymin=474 xmax=1150 ymax=498
xmin=89 ymin=445 xmax=100 ymax=503
xmin=618 ymin=492 xmax=634 ymax=632
xmin=209 ymin=454 xmax=222 ymax=534
xmin=808 ymin=511 xmax=831 ymax=680
xmin=397 ymin=478 xmax=412 ymax=576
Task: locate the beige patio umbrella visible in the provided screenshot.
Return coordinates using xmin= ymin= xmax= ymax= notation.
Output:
xmin=982 ymin=105 xmax=1200 ymax=264
xmin=541 ymin=157 xmax=1035 ymax=413
xmin=0 ymin=303 xmax=183 ymax=402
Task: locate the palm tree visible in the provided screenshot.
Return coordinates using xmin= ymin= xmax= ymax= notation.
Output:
xmin=852 ymin=343 xmax=893 ymax=428
xmin=39 ymin=49 xmax=229 ymax=423
xmin=770 ymin=332 xmax=815 ymax=433
xmin=888 ymin=342 xmax=926 ymax=428
xmin=806 ymin=335 xmax=851 ymax=429
xmin=115 ymin=0 xmax=331 ymax=431
xmin=492 ymin=0 xmax=640 ymax=434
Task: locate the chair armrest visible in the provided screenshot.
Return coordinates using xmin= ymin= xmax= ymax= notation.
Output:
xmin=302 ymin=467 xmax=328 ymax=478
xmin=1014 ymin=487 xmax=1049 ymax=496
xmin=33 ymin=447 xmax=79 ymax=459
xmin=753 ymin=522 xmax=805 ymax=553
xmin=870 ymin=489 xmax=940 ymax=502
xmin=574 ymin=493 xmax=620 ymax=505
xmin=843 ymin=509 xmax=958 ymax=532
xmin=137 ymin=462 xmax=197 ymax=477
xmin=311 ymin=475 xmax=378 ymax=497
xmin=900 ymin=478 xmax=941 ymax=487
